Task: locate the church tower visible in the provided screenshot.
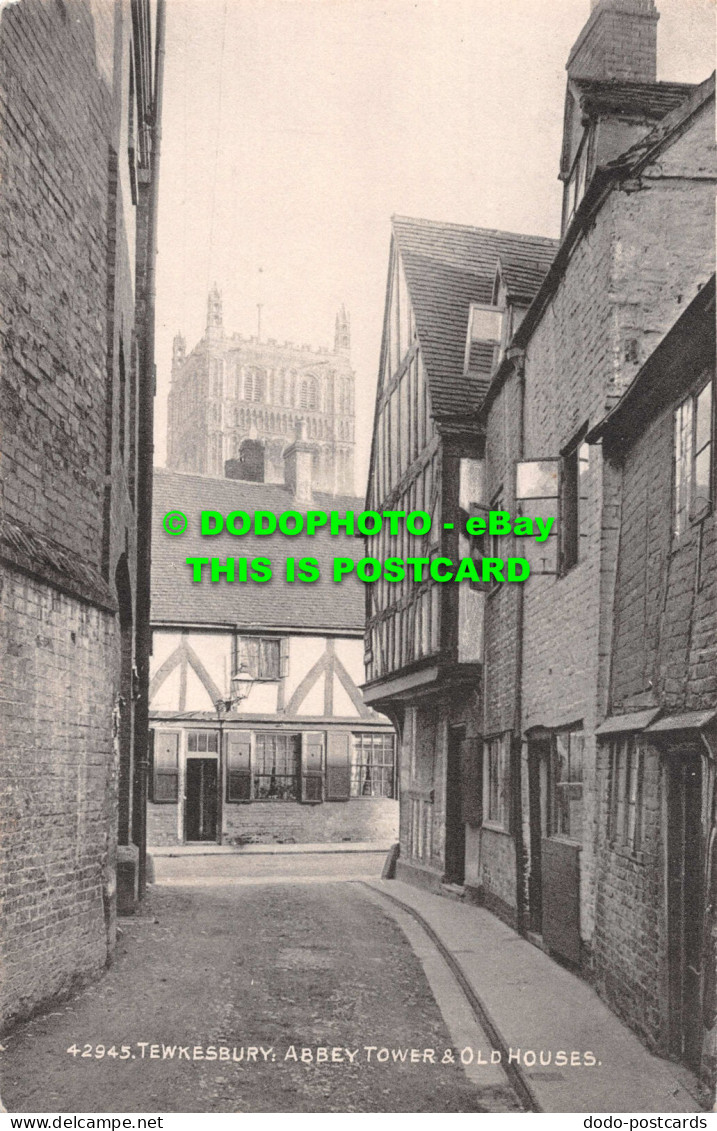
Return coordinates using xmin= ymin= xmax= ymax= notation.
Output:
xmin=166 ymin=293 xmax=356 ymax=495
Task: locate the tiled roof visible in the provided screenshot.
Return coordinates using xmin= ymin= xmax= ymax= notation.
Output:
xmin=151 ymin=468 xmax=367 ymax=632
xmin=392 ymin=216 xmax=558 ymax=418
xmin=573 ymin=78 xmax=697 ymax=120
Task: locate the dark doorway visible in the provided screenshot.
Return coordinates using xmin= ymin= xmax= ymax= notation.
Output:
xmin=667 ymin=750 xmax=704 ymax=1073
xmin=185 ymin=759 xmax=218 ymax=842
xmin=444 ymin=725 xmax=466 ymax=884
xmin=527 ymin=735 xmax=549 ymax=935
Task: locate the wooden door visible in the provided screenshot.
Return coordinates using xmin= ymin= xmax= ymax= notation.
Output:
xmin=185 ymin=759 xmax=218 ymax=842
xmin=444 ymin=725 xmax=466 ymax=884
xmin=667 ymin=752 xmax=704 ymax=1072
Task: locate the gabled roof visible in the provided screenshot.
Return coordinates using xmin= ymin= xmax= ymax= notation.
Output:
xmin=571 ymin=77 xmax=696 ymax=120
xmin=151 ymin=468 xmax=366 ymax=633
xmin=391 ymin=216 xmax=558 ymax=418
xmin=509 ymin=73 xmax=715 ymax=361
xmin=587 ymin=275 xmax=715 ymax=445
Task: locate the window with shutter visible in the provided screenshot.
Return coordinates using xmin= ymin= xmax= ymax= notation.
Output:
xmin=325 ymin=731 xmax=351 ymax=800
xmin=151 ymin=730 xmax=179 ymax=804
xmin=234 ymin=636 xmax=282 ymax=680
xmin=301 ymin=731 xmax=324 ymax=803
xmin=465 ymin=502 xmax=492 ymax=592
xmin=254 ymin=732 xmax=300 ymax=800
xmin=226 ymin=730 xmax=252 ymax=802
xmin=515 ymin=459 xmax=559 ymax=575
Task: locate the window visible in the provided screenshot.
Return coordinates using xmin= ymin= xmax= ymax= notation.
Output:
xmin=484 ymin=733 xmax=511 ymax=829
xmin=548 ymin=727 xmax=584 ymax=841
xmin=187 ymin=730 xmax=219 ymax=754
xmin=515 ymin=459 xmax=559 ymax=574
xmin=465 ymin=304 xmax=504 ymax=373
xmin=151 ymin=731 xmax=179 ymax=803
xmin=350 ymin=733 xmax=396 ymax=798
xmin=674 ymin=378 xmax=713 ymax=537
xmin=234 ymin=636 xmax=284 ymax=680
xmin=244 ymin=368 xmax=265 ymax=403
xmin=299 ymin=377 xmax=319 ymax=411
xmin=608 ymin=735 xmax=645 ymax=853
xmin=253 ymin=732 xmax=301 ymax=800
xmin=560 ymin=437 xmax=589 ymax=573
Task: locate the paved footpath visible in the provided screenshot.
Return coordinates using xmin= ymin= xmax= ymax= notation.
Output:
xmin=364 ymin=880 xmax=707 ymax=1114
xmin=0 ymin=877 xmax=517 ymax=1114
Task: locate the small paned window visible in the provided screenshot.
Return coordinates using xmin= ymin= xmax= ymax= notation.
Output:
xmin=674 ymin=378 xmax=713 ymax=537
xmin=254 ymin=732 xmax=301 ymax=801
xmin=608 ymin=735 xmax=645 ymax=854
xmin=484 ymin=733 xmax=511 ymax=829
xmin=187 ymin=730 xmax=219 ymax=754
xmin=548 ymin=727 xmax=584 ymax=841
xmin=350 ymin=733 xmax=396 ymax=798
xmin=234 ymin=637 xmax=284 ymax=680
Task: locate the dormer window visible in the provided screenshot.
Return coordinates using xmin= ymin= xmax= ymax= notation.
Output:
xmin=464 ymin=303 xmax=504 ymax=375
xmin=562 ymin=134 xmax=591 ymax=234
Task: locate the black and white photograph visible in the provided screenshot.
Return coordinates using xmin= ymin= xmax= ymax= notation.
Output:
xmin=0 ymin=0 xmax=715 ymax=1119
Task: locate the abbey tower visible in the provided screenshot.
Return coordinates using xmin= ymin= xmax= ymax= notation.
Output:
xmin=167 ymin=286 xmax=356 ymax=495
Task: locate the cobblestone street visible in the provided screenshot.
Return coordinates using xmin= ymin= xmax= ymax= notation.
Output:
xmin=0 ymin=862 xmax=517 ymax=1114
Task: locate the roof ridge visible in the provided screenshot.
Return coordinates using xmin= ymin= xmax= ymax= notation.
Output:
xmin=391 ymin=214 xmax=559 ymax=246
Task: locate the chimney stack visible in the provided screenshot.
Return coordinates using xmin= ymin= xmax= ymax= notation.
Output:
xmin=567 ymin=0 xmax=659 ymax=84
xmin=283 ymin=420 xmax=316 ymax=504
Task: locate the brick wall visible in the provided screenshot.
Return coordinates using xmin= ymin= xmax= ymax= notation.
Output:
xmin=0 ymin=572 xmax=118 ymax=1029
xmin=567 ymin=0 xmax=658 ymax=83
xmin=147 ymin=799 xmax=397 ymax=847
xmin=0 ymin=0 xmax=150 ymax=1026
xmin=593 ymin=742 xmax=667 ymax=1052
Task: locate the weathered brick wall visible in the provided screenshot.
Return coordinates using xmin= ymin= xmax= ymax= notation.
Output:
xmin=517 ymin=119 xmax=715 ymax=951
xmin=0 ymin=572 xmax=118 ymax=1029
xmin=567 ymin=0 xmax=658 ymax=83
xmin=593 ymin=742 xmax=667 ymax=1052
xmin=0 ymin=0 xmax=147 ymax=1027
xmin=223 ymin=798 xmax=398 ymax=845
xmin=147 ymin=798 xmax=397 ymax=846
xmin=610 ymin=401 xmax=717 ymax=714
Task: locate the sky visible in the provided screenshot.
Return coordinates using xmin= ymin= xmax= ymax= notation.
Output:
xmin=154 ymin=0 xmax=716 ymax=491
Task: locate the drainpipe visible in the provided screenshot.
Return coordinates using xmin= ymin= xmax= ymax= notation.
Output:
xmin=134 ymin=0 xmax=166 ymax=897
xmin=511 ymin=347 xmax=527 ymax=935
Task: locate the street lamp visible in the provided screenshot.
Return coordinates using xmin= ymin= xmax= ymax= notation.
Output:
xmin=215 ymin=665 xmax=254 ymax=716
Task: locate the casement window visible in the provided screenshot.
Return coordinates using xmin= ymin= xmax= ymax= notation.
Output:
xmin=515 ymin=460 xmax=559 ymax=575
xmin=253 ymin=732 xmax=301 ymax=801
xmin=233 ymin=636 xmax=287 ymax=681
xmin=608 ymin=735 xmax=645 ymax=853
xmin=350 ymin=733 xmax=396 ymax=798
xmin=563 ymin=135 xmax=590 ymax=232
xmin=464 ymin=303 xmax=504 ymax=374
xmin=560 ymin=437 xmax=589 ymax=573
xmin=548 ymin=727 xmax=584 ymax=841
xmin=226 ymin=731 xmax=323 ymax=803
xmin=187 ymin=730 xmax=219 ymax=754
xmin=674 ymin=378 xmax=713 ymax=537
xmin=151 ymin=731 xmax=179 ymax=804
xmin=483 ymin=733 xmax=511 ymax=829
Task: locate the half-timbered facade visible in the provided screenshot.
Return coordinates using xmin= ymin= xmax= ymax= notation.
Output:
xmin=148 ymin=464 xmax=397 ymax=847
xmin=362 ymin=217 xmax=557 ymax=888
